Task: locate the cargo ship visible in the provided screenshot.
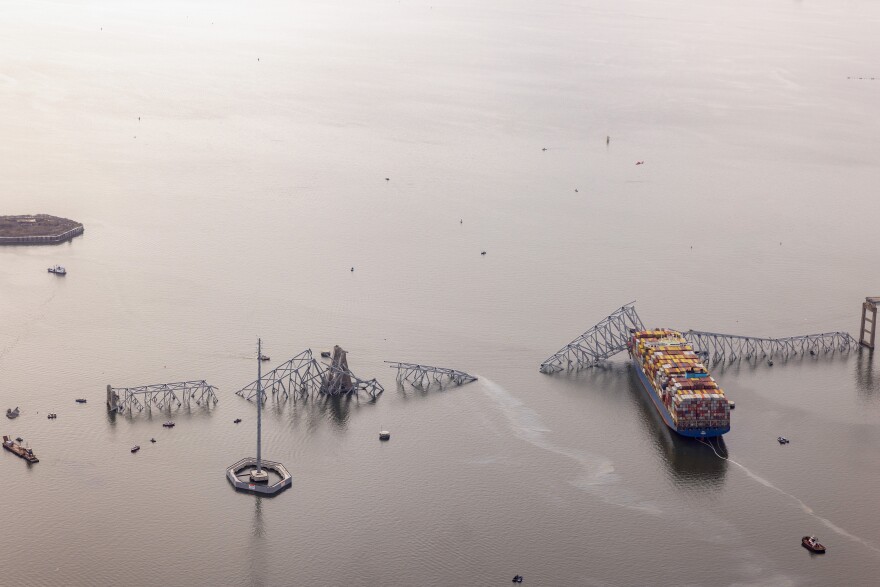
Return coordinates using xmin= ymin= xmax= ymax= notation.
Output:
xmin=628 ymin=330 xmax=730 ymax=438
xmin=3 ymin=435 xmax=39 ymax=463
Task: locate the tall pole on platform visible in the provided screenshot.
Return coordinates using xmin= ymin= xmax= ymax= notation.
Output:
xmin=256 ymin=338 xmax=263 ymax=475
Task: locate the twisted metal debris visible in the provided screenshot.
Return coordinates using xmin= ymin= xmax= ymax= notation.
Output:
xmin=386 ymin=362 xmax=477 ymax=389
xmin=236 ymin=347 xmax=383 ymax=402
xmin=107 ymin=380 xmax=218 ymax=414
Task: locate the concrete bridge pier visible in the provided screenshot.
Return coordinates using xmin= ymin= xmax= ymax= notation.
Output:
xmin=860 ymin=297 xmax=879 ymax=349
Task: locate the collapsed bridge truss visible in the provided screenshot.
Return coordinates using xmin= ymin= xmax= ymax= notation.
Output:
xmin=539 ymin=302 xmax=644 ymax=373
xmin=541 ymin=303 xmax=860 ymax=372
xmin=107 ymin=380 xmax=218 ymax=414
xmin=386 ymin=362 xmax=477 ymax=389
xmin=235 ymin=346 xmax=384 ymax=402
xmin=683 ymin=330 xmax=859 ymax=363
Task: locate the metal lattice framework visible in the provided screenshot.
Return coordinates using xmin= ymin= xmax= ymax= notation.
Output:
xmin=540 ymin=302 xmax=645 ymax=373
xmin=235 ymin=348 xmax=384 ymax=402
xmin=540 ymin=302 xmax=862 ymax=373
xmin=107 ymin=380 xmax=218 ymax=414
xmin=682 ymin=330 xmax=859 ymax=363
xmin=386 ymin=362 xmax=477 ymax=389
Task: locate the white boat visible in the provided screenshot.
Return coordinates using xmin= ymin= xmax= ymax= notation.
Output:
xmin=48 ymin=265 xmax=66 ymax=275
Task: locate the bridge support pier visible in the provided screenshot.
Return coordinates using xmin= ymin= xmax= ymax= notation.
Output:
xmin=861 ymin=297 xmax=879 ymax=349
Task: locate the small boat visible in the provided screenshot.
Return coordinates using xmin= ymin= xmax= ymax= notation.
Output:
xmin=259 ymin=354 xmax=270 ymax=361
xmin=48 ymin=265 xmax=67 ymax=275
xmin=163 ymin=421 xmax=175 ymax=428
xmin=321 ymin=351 xmax=331 ymax=358
xmin=379 ymin=430 xmax=391 ymax=441
xmin=802 ymin=536 xmax=826 ymax=553
xmin=481 ymin=251 xmax=487 ymax=255
xmin=6 ymin=407 xmax=20 ymax=419
xmin=233 ymin=418 xmax=242 ymax=424
xmin=75 ymin=399 xmax=87 ymax=404
xmin=15 ymin=437 xmax=23 ymax=442
xmin=150 ymin=438 xmax=156 ymax=443
xmin=777 ymin=436 xmax=789 ymax=445
xmin=131 ymin=445 xmax=140 ymax=453
xmin=512 ymin=576 xmax=524 ymax=583
xmin=47 ymin=413 xmax=57 ymax=419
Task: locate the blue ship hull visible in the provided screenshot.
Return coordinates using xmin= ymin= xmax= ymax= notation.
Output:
xmin=632 ymin=357 xmax=729 ymax=438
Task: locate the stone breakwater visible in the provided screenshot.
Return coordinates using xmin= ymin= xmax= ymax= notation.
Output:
xmin=0 ymin=214 xmax=84 ymax=245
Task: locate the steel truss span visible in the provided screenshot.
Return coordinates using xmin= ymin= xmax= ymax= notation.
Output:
xmin=540 ymin=302 xmax=861 ymax=373
xmin=386 ymin=362 xmax=477 ymax=389
xmin=540 ymin=302 xmax=645 ymax=373
xmin=682 ymin=330 xmax=859 ymax=363
xmin=107 ymin=381 xmax=218 ymax=414
xmin=235 ymin=347 xmax=384 ymax=402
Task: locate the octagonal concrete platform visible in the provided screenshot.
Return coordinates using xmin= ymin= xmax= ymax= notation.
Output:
xmin=226 ymin=457 xmax=291 ymax=495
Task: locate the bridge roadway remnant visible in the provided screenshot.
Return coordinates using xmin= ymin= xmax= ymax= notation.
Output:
xmin=107 ymin=381 xmax=218 ymax=413
xmin=386 ymin=362 xmax=477 ymax=389
xmin=236 ymin=345 xmax=384 ymax=402
xmin=540 ymin=303 xmax=860 ymax=373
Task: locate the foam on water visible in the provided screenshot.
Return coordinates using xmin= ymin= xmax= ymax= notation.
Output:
xmin=479 ymin=376 xmax=662 ymax=515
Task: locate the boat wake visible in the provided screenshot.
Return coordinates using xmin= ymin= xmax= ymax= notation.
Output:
xmin=480 ymin=377 xmax=661 ymax=515
xmin=699 ymin=439 xmax=880 ymax=556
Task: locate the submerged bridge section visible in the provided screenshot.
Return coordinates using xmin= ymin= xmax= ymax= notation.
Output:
xmin=386 ymin=362 xmax=477 ymax=389
xmin=236 ymin=346 xmax=384 ymax=402
xmin=107 ymin=381 xmax=218 ymax=414
xmin=683 ymin=330 xmax=859 ymax=363
xmin=540 ymin=303 xmax=861 ymax=373
xmin=539 ymin=302 xmax=644 ymax=373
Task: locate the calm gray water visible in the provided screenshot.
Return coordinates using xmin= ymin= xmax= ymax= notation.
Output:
xmin=2 ymin=1 xmax=880 ymax=585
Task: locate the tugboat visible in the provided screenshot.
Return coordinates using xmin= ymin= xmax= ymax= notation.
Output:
xmin=131 ymin=445 xmax=140 ymax=453
xmin=162 ymin=421 xmax=175 ymax=428
xmin=6 ymin=407 xmax=20 ymax=419
xmin=2 ymin=435 xmax=39 ymax=463
xmin=48 ymin=265 xmax=67 ymax=275
xmin=802 ymin=536 xmax=826 ymax=553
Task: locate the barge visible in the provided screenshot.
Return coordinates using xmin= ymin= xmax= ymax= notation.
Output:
xmin=628 ymin=329 xmax=730 ymax=438
xmin=3 ymin=435 xmax=39 ymax=463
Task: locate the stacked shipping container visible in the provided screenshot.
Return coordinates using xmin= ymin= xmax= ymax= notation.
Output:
xmin=629 ymin=329 xmax=730 ymax=435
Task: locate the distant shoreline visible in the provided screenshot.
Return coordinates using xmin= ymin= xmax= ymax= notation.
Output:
xmin=0 ymin=214 xmax=84 ymax=245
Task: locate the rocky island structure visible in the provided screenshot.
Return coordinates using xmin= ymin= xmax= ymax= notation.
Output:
xmin=0 ymin=214 xmax=84 ymax=245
